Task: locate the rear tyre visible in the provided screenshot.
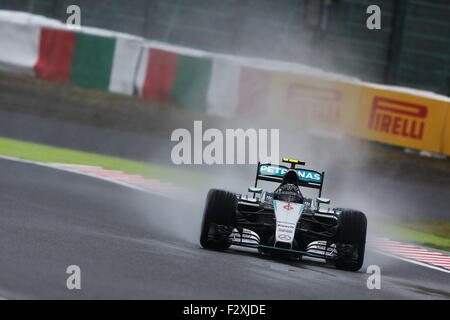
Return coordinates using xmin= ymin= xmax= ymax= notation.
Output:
xmin=334 ymin=209 xmax=367 ymax=271
xmin=200 ymin=189 xmax=237 ymax=251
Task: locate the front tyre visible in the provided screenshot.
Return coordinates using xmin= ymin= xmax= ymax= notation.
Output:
xmin=334 ymin=209 xmax=367 ymax=271
xmin=200 ymin=189 xmax=237 ymax=251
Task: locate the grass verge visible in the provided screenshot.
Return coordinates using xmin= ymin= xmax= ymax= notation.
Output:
xmin=0 ymin=137 xmax=205 ymax=187
xmin=380 ymin=219 xmax=450 ymax=252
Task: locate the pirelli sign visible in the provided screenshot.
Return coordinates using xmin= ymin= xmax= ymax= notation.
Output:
xmin=269 ymin=73 xmax=362 ymax=133
xmin=358 ymin=88 xmax=448 ymax=153
xmin=369 ymin=97 xmax=427 ymax=140
xmin=287 ymin=83 xmax=342 ymax=125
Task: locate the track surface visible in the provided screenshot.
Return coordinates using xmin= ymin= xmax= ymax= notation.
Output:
xmin=1 ymin=110 xmax=449 ymax=222
xmin=0 ymin=110 xmax=170 ymax=163
xmin=0 ymin=158 xmax=448 ymax=299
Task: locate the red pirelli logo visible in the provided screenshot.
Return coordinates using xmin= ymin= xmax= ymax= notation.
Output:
xmin=369 ymin=97 xmax=428 ymax=140
xmin=287 ymin=83 xmax=342 ymax=124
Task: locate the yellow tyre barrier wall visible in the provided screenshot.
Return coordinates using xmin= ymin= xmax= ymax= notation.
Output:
xmin=266 ymin=70 xmax=450 ymax=156
xmin=356 ymin=87 xmax=448 ymax=154
xmin=444 ymin=111 xmax=450 ymax=156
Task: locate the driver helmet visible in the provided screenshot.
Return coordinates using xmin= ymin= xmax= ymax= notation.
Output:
xmin=282 ymin=169 xmax=300 ymax=186
xmin=275 ymin=170 xmax=303 ymax=203
xmin=276 ymin=183 xmax=303 ymax=203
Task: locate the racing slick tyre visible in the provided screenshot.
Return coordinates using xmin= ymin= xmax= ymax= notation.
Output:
xmin=200 ymin=189 xmax=237 ymax=251
xmin=334 ymin=209 xmax=367 ymax=272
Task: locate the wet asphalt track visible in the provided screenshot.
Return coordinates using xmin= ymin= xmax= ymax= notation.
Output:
xmin=1 ymin=110 xmax=449 ymax=223
xmin=0 ymin=158 xmax=449 ymax=300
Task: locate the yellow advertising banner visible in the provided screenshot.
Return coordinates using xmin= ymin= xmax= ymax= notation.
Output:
xmin=267 ymin=71 xmax=363 ymax=133
xmin=355 ymin=86 xmax=448 ymax=153
xmin=443 ymin=103 xmax=450 ymax=156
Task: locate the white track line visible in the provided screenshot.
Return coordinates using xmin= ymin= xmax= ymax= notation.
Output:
xmin=375 ymin=251 xmax=450 ymax=274
xmin=0 ymin=155 xmax=193 ymax=201
xmin=371 ymin=238 xmax=450 ymax=274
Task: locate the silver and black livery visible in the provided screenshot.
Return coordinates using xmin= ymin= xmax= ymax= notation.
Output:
xmin=200 ymin=158 xmax=367 ymax=271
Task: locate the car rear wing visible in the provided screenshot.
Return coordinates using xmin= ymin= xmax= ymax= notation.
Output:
xmin=254 ymin=162 xmax=325 ymax=197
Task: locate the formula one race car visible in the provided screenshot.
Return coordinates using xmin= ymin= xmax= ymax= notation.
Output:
xmin=200 ymin=158 xmax=367 ymax=271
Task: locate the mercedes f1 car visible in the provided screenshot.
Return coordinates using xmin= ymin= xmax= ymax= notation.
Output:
xmin=200 ymin=158 xmax=367 ymax=271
